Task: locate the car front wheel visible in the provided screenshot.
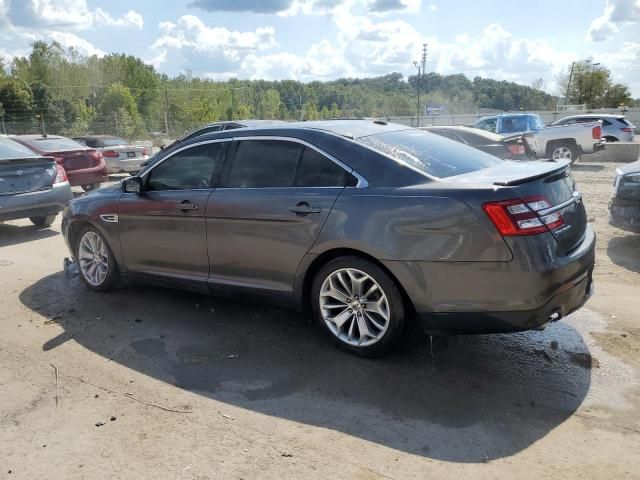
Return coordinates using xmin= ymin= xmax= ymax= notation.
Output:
xmin=75 ymin=227 xmax=119 ymax=291
xmin=312 ymin=256 xmax=405 ymax=357
xmin=550 ymin=142 xmax=580 ymax=164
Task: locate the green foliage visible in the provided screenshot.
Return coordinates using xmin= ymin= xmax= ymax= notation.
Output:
xmin=558 ymin=60 xmax=632 ymax=108
xmin=2 ymin=41 xmax=635 ymax=139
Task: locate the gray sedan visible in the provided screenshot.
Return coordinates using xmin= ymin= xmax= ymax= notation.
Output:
xmin=62 ymin=120 xmax=595 ymax=356
xmin=0 ymin=136 xmax=73 ymax=227
xmin=610 ymin=160 xmax=640 ymax=232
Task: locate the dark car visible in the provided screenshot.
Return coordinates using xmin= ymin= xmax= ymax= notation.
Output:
xmin=62 ymin=120 xmax=595 ymax=356
xmin=610 ymin=160 xmax=640 ymax=232
xmin=0 ymin=136 xmax=73 ymax=227
xmin=425 ymin=126 xmax=535 ymax=160
xmin=13 ymin=135 xmax=108 ymax=192
xmin=141 ymin=119 xmax=286 ymax=170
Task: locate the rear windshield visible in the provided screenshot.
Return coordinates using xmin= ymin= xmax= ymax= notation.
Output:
xmin=0 ymin=137 xmax=38 ymax=159
xmin=357 ymin=129 xmax=503 ymax=179
xmin=26 ymin=137 xmax=85 ymax=152
xmin=100 ymin=137 xmax=128 ymax=146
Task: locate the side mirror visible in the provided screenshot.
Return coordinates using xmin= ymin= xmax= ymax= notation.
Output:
xmin=122 ymin=176 xmax=142 ymax=193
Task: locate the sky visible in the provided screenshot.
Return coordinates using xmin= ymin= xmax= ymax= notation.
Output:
xmin=1 ymin=0 xmax=640 ymax=96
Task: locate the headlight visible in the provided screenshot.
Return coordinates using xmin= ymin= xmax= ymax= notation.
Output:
xmin=624 ymin=172 xmax=640 ymax=183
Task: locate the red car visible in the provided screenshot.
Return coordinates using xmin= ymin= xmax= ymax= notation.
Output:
xmin=13 ymin=135 xmax=108 ymax=191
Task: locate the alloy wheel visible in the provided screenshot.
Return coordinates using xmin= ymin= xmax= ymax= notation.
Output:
xmin=551 ymin=146 xmax=572 ymax=160
xmin=78 ymin=231 xmax=109 ymax=287
xmin=319 ymin=268 xmax=390 ymax=347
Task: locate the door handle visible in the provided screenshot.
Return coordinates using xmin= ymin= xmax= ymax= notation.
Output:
xmin=175 ymin=201 xmax=199 ymax=210
xmin=289 ymin=202 xmax=321 ymax=216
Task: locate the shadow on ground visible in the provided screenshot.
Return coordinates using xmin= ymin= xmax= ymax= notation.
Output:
xmin=21 ymin=272 xmax=594 ymax=464
xmin=0 ymin=223 xmax=59 ymax=248
xmin=607 ymin=234 xmax=640 ymax=274
xmin=571 ymin=164 xmax=605 ymax=172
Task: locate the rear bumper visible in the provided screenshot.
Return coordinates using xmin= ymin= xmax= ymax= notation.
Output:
xmin=609 ymin=196 xmax=640 ymax=233
xmin=0 ymin=182 xmax=73 ymax=222
xmin=384 ymin=225 xmax=596 ymax=334
xmin=105 ymin=156 xmax=147 ymax=174
xmin=67 ymin=167 xmax=109 ymax=187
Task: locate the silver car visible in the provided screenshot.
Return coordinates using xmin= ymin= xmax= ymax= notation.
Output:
xmin=0 ymin=136 xmax=73 ymax=227
xmin=552 ymin=114 xmax=635 ymax=142
xmin=73 ymin=135 xmax=149 ymax=174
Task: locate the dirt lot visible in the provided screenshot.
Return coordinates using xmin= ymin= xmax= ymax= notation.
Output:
xmin=1 ymin=162 xmax=639 ymax=479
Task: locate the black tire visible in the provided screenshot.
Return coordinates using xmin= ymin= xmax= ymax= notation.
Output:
xmin=81 ymin=183 xmax=100 ymax=192
xmin=74 ymin=226 xmax=119 ymax=292
xmin=311 ymin=256 xmax=406 ymax=357
xmin=29 ymin=214 xmax=57 ymax=227
xmin=548 ymin=142 xmax=580 ymax=164
xmin=604 ymin=136 xmax=619 ymax=143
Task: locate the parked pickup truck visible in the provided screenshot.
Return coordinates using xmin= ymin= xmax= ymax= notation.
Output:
xmin=473 ymin=113 xmax=605 ymax=163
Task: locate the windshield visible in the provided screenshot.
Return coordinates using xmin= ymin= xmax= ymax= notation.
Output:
xmin=27 ymin=137 xmax=85 ymax=152
xmin=0 ymin=137 xmax=39 ymax=159
xmin=357 ymin=129 xmax=503 ymax=179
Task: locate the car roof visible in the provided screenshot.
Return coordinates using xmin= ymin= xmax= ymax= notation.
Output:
xmin=17 ymin=134 xmax=67 ymax=141
xmin=203 ymin=119 xmax=286 ymax=128
xmin=558 ymin=114 xmax=624 ymax=119
xmin=425 ymin=125 xmax=506 ymax=141
xmin=75 ymin=135 xmax=124 ymax=139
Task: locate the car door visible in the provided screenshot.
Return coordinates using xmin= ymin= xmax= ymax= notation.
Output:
xmin=206 ymin=137 xmax=354 ymax=296
xmin=118 ymin=140 xmax=230 ymax=284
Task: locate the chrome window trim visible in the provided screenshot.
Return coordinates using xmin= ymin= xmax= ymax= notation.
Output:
xmin=537 ymin=192 xmax=581 ymax=216
xmin=225 ymin=135 xmax=369 ymax=188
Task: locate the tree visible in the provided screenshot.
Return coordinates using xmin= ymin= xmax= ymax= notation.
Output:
xmin=558 ymin=60 xmax=632 ymax=108
xmin=0 ymin=78 xmax=33 ymax=129
xmin=94 ymin=83 xmax=144 ymax=138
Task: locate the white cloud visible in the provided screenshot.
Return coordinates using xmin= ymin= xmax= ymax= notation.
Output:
xmin=94 ymin=8 xmax=144 ymax=29
xmin=47 ymin=31 xmax=106 ymax=57
xmin=7 ymin=0 xmax=143 ymax=30
xmin=588 ymin=0 xmax=640 ymax=42
xmin=428 ymin=3 xmax=437 ymax=11
xmin=149 ymin=15 xmax=278 ymax=70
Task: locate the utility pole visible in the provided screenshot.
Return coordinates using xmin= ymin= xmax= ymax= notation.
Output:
xmin=1 ymin=115 xmax=5 ymax=135
xmin=565 ymin=61 xmax=575 ymax=104
xmin=114 ymin=112 xmax=119 ymax=136
xmin=588 ymin=62 xmax=601 ymax=110
xmin=413 ymin=43 xmax=428 ymax=127
xmin=164 ymin=87 xmax=170 ymax=134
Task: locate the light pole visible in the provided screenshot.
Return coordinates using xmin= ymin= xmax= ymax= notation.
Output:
xmin=588 ymin=62 xmax=601 ymax=110
xmin=413 ymin=61 xmax=421 ymax=127
xmin=413 ymin=43 xmax=428 ymax=127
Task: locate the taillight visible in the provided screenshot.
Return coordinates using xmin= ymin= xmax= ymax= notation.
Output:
xmin=482 ymin=195 xmax=564 ymax=236
xmin=142 ymin=147 xmax=149 ymax=156
xmin=621 ymin=127 xmax=633 ymax=133
xmin=91 ymin=151 xmax=103 ymax=166
xmin=592 ymin=126 xmax=602 ymax=139
xmin=103 ymin=150 xmax=119 ymax=158
xmin=507 ymin=144 xmax=525 ymax=155
xmin=54 ymin=164 xmax=68 ymax=184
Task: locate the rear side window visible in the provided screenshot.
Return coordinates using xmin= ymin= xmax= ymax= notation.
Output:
xmin=223 ymin=140 xmax=303 ymax=188
xmin=147 ymin=142 xmax=228 ymax=191
xmin=357 ymin=130 xmax=502 ymax=179
xmin=295 ymin=147 xmax=348 ymax=187
xmin=476 ymin=118 xmax=496 ymax=132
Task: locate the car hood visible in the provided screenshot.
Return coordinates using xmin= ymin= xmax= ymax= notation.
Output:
xmin=617 ymin=160 xmax=640 ymax=175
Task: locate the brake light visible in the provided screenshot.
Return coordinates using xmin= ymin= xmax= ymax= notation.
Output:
xmin=54 ymin=164 xmax=68 ymax=184
xmin=621 ymin=127 xmax=633 ymax=133
xmin=103 ymin=150 xmax=119 ymax=158
xmin=482 ymin=195 xmax=564 ymax=236
xmin=507 ymin=144 xmax=525 ymax=155
xmin=90 ymin=150 xmax=103 ymax=167
xmin=592 ymin=126 xmax=602 ymax=139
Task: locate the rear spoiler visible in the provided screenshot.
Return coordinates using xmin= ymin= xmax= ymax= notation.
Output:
xmin=493 ymin=161 xmax=569 ymax=186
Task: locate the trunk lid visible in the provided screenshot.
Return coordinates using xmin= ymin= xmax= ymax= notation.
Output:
xmin=0 ymin=157 xmax=57 ymax=195
xmin=101 ymin=145 xmax=147 ymax=159
xmin=56 ymin=149 xmax=98 ymax=171
xmin=451 ymin=160 xmax=587 ymax=255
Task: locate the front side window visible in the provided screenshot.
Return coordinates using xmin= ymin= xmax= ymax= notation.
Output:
xmin=357 ymin=129 xmax=502 ymax=179
xmin=146 ymin=142 xmax=229 ymax=191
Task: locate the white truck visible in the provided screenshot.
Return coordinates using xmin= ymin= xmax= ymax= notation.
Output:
xmin=473 ymin=113 xmax=606 ymax=163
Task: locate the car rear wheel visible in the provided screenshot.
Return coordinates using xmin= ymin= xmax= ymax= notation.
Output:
xmin=312 ymin=256 xmax=405 ymax=357
xmin=75 ymin=227 xmax=119 ymax=291
xmin=550 ymin=142 xmax=580 ymax=164
xmin=82 ymin=183 xmax=100 ymax=192
xmin=29 ymin=214 xmax=57 ymax=227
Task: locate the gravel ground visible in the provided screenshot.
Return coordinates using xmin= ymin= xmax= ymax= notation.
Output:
xmin=0 ymin=164 xmax=639 ymax=479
